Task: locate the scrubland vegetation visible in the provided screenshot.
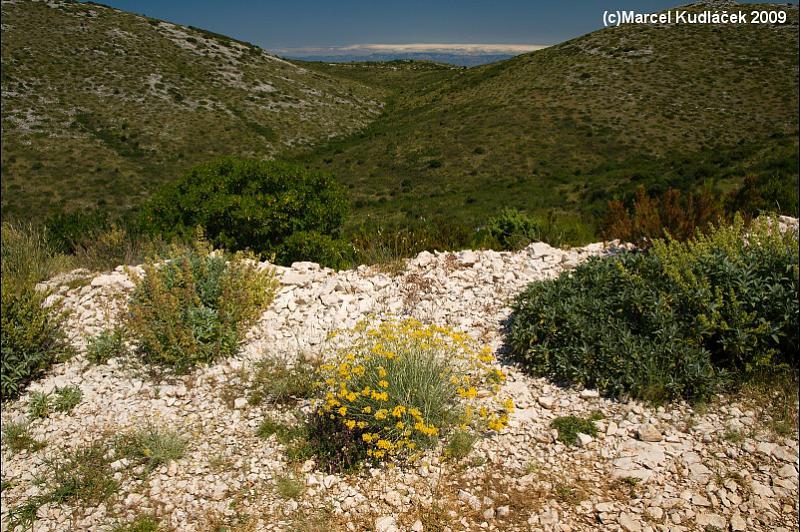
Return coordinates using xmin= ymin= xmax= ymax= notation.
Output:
xmin=1 ymin=148 xmax=798 ymax=407
xmin=1 ymin=223 xmax=73 ymax=400
xmin=509 ymin=216 xmax=799 ymax=402
xmin=2 ymin=153 xmax=795 ymax=281
xmin=2 ymin=1 xmax=797 ymax=247
xmin=1 ymin=187 xmax=797 ymax=530
xmin=127 ymin=237 xmax=276 ymax=372
xmin=1 ymin=2 xmax=798 ymax=530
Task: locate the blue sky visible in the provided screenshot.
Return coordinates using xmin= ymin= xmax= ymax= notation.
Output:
xmin=95 ymin=0 xmax=715 ymax=50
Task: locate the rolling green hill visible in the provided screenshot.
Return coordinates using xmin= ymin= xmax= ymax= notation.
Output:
xmin=293 ymin=3 xmax=799 ymax=233
xmin=1 ymin=0 xmax=382 ymax=219
xmin=2 ymin=1 xmax=797 ymax=241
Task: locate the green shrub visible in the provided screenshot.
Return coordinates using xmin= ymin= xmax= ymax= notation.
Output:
xmin=508 ymin=216 xmax=799 ymax=402
xmin=550 ymin=416 xmax=598 ymax=446
xmin=278 ymin=231 xmax=354 ymax=269
xmin=127 ymin=239 xmax=277 ymax=372
xmin=141 ymin=157 xmax=349 ymax=263
xmin=480 ymin=209 xmax=593 ymax=250
xmin=1 ymin=283 xmax=73 ymax=401
xmin=310 ymin=319 xmax=513 ymax=471
xmin=86 ymin=327 xmax=128 ymax=364
xmin=485 ymin=208 xmax=540 ymax=250
xmin=727 ymin=173 xmax=799 ymax=219
xmin=45 ymin=208 xmax=111 ymax=254
xmin=531 ymin=210 xmax=597 ymax=248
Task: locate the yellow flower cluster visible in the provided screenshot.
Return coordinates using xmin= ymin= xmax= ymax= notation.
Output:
xmin=315 ymin=318 xmax=514 ymax=464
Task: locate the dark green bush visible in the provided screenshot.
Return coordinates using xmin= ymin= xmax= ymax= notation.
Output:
xmin=278 ymin=231 xmax=354 ymax=270
xmin=508 ymin=217 xmax=798 ymax=402
xmin=141 ymin=157 xmax=349 ymax=263
xmin=1 ymin=284 xmax=73 ymax=401
xmin=45 ymin=208 xmax=110 ymax=254
xmin=550 ymin=416 xmax=598 ymax=446
xmin=127 ymin=239 xmax=276 ymax=373
xmin=727 ymin=173 xmax=799 ymax=219
xmin=485 ymin=208 xmax=540 ymax=250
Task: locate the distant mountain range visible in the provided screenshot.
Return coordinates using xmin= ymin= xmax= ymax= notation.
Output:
xmin=275 ymin=43 xmax=549 ymax=66
xmin=284 ymin=53 xmax=517 ymax=67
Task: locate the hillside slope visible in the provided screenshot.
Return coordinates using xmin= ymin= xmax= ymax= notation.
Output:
xmin=0 ymin=0 xmax=382 ymax=218
xmin=294 ymin=3 xmax=799 ymax=230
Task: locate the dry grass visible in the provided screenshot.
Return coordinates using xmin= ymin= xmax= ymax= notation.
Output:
xmin=401 ymin=272 xmax=434 ymax=305
xmin=737 ymin=370 xmax=799 ymax=440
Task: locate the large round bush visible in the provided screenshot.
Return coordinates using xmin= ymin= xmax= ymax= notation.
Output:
xmin=508 ymin=217 xmax=799 ymax=402
xmin=141 ymin=158 xmax=349 ymax=263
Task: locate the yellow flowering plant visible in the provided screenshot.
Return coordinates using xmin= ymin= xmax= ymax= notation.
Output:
xmin=309 ymin=318 xmax=513 ymax=469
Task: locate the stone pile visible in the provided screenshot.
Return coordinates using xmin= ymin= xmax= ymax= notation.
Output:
xmin=2 ymin=239 xmax=797 ymax=531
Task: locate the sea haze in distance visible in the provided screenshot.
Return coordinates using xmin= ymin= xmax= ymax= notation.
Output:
xmin=272 ymin=43 xmax=549 ymax=66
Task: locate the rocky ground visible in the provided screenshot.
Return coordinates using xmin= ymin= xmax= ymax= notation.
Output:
xmin=1 ymin=239 xmax=798 ymax=531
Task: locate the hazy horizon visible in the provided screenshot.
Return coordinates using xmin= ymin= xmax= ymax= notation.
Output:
xmin=91 ymin=0 xmax=689 ymax=50
xmin=274 ymin=43 xmax=548 ymax=53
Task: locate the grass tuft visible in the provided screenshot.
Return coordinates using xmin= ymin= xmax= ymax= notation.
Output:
xmin=1 ymin=420 xmax=46 ymax=453
xmin=7 ymin=441 xmax=118 ymax=529
xmin=550 ymin=416 xmax=598 ymax=446
xmin=248 ymin=357 xmax=317 ymax=406
xmin=115 ymin=425 xmax=186 ymax=473
xmin=52 ymin=385 xmax=82 ymax=413
xmin=274 ymin=475 xmax=304 ymax=499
